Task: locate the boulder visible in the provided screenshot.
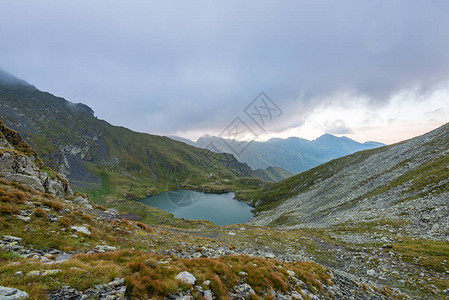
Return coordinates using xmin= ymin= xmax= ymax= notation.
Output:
xmin=234 ymin=283 xmax=255 ymax=295
xmin=73 ymin=196 xmax=92 ymax=209
xmin=175 ymin=271 xmax=196 ymax=285
xmin=42 ymin=269 xmax=61 ymax=276
xmin=94 ymin=245 xmax=117 ymax=253
xmin=70 ymin=226 xmax=91 ymax=235
xmin=0 ymin=286 xmax=29 ymax=299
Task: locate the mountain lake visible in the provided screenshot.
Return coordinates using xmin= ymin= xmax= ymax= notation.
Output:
xmin=139 ymin=190 xmax=253 ymax=225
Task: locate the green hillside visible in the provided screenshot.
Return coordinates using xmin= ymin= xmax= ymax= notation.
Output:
xmin=0 ymin=72 xmax=262 ymax=206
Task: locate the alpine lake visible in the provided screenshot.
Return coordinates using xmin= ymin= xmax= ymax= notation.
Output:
xmin=139 ymin=190 xmax=253 ymax=225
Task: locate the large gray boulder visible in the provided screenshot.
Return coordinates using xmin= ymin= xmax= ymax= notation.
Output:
xmin=175 ymin=271 xmax=196 ymax=285
xmin=0 ymin=286 xmax=29 ymax=299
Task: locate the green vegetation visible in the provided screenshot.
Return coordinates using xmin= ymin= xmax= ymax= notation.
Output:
xmin=0 ymin=173 xmax=338 ymax=299
xmin=254 ymin=166 xmax=294 ymax=182
xmin=0 ymin=84 xmax=262 ymax=203
xmin=390 ymin=238 xmax=449 ymax=273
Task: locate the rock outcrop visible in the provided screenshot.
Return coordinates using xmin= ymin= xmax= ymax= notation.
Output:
xmin=0 ymin=120 xmax=72 ymax=198
xmin=0 ymin=286 xmax=29 ymax=299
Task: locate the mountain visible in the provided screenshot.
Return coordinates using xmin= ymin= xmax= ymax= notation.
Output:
xmin=247 ymin=122 xmax=449 ymax=240
xmin=0 ymin=70 xmax=262 ymax=206
xmin=171 ymin=134 xmax=385 ymax=174
xmin=254 ymin=166 xmax=294 ymax=182
xmin=0 ymin=120 xmax=397 ymax=299
xmin=169 ymin=135 xmax=294 ymax=182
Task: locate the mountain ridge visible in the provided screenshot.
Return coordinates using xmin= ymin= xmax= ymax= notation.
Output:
xmin=170 ymin=133 xmax=385 ymax=174
xmin=247 ymin=121 xmax=449 ymax=240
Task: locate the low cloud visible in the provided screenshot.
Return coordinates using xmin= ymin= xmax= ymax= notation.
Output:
xmin=324 ymin=120 xmax=353 ymax=135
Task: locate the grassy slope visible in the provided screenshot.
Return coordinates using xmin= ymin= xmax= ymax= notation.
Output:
xmin=239 ymin=146 xmax=388 ymax=211
xmin=254 ymin=166 xmax=294 ymax=182
xmin=247 ymin=122 xmax=449 ymax=216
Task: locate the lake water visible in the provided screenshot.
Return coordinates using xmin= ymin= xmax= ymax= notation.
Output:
xmin=139 ymin=190 xmax=253 ymax=225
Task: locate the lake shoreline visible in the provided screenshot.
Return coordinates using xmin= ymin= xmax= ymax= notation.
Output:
xmin=139 ymin=190 xmax=254 ymax=226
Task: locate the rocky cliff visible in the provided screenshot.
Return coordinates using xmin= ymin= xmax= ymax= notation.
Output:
xmin=0 ymin=120 xmax=72 ymax=198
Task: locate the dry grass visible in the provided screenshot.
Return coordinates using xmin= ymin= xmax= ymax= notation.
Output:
xmin=43 ymin=199 xmax=64 ymax=210
xmin=93 ymin=204 xmax=108 ymax=210
xmin=0 ymin=204 xmax=19 ymax=215
xmin=135 ymin=221 xmax=154 ymax=233
xmin=33 ymin=208 xmax=48 ymax=221
xmin=0 ymin=187 xmax=28 ymax=204
xmin=82 ymin=214 xmax=93 ymax=222
xmin=59 ymin=216 xmax=72 ymax=228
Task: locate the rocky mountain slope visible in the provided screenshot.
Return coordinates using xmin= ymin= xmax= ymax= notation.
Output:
xmin=172 ymin=134 xmax=384 ymax=174
xmin=0 ymin=121 xmax=400 ymax=299
xmin=249 ymin=122 xmax=449 ymax=241
xmin=0 ymin=69 xmax=263 ymax=203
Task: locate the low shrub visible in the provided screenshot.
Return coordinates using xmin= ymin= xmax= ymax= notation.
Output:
xmin=0 ymin=204 xmax=19 ymax=215
xmin=33 ymin=208 xmax=48 ymax=220
xmin=43 ymin=199 xmax=64 ymax=211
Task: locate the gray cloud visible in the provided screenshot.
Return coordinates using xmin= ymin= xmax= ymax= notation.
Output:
xmin=1 ymin=0 xmax=449 ymax=137
xmin=325 ymin=120 xmax=354 ymax=135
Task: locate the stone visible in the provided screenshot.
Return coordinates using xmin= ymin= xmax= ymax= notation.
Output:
xmin=27 ymin=270 xmax=40 ymax=276
xmin=42 ymin=269 xmax=61 ymax=276
xmin=55 ymin=253 xmax=72 ymax=263
xmin=203 ymin=290 xmax=213 ymax=300
xmin=228 ymin=231 xmax=236 ymax=236
xmin=239 ymin=271 xmax=248 ymax=276
xmin=70 ymin=226 xmax=91 ymax=235
xmin=16 ymin=215 xmax=31 ymax=222
xmin=40 ymin=256 xmax=51 ymax=263
xmin=94 ymin=245 xmax=117 ymax=252
xmin=203 ymin=280 xmax=211 ymax=286
xmin=175 ymin=271 xmax=196 ymax=285
xmin=195 ymin=286 xmax=203 ymax=292
xmin=0 ymin=286 xmax=29 ymax=299
xmin=73 ymin=196 xmax=93 ymax=209
xmin=234 ymin=283 xmax=255 ymax=295
xmin=366 ymin=269 xmax=376 ymax=276
xmin=2 ymin=236 xmax=22 ymax=243
xmin=14 ymin=271 xmax=23 ymax=277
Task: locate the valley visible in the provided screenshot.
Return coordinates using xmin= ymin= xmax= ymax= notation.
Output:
xmin=0 ymin=71 xmax=448 ymax=299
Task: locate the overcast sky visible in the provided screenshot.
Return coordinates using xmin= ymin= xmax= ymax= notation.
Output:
xmin=1 ymin=0 xmax=449 ymax=144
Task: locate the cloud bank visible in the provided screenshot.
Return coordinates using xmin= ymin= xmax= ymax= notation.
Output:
xmin=1 ymin=0 xmax=449 ymax=143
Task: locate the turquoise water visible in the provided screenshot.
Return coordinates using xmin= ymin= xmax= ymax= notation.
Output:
xmin=139 ymin=190 xmax=253 ymax=225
